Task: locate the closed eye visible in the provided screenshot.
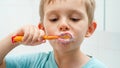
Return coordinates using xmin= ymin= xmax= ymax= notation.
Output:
xmin=70 ymin=18 xmax=80 ymax=22
xmin=49 ymin=18 xmax=58 ymax=22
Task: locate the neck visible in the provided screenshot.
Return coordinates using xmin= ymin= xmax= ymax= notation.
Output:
xmin=54 ymin=48 xmax=90 ymax=68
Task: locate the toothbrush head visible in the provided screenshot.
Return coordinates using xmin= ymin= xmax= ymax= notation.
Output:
xmin=59 ymin=34 xmax=71 ymax=39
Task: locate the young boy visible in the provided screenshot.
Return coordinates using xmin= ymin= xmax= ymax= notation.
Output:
xmin=0 ymin=0 xmax=107 ymax=68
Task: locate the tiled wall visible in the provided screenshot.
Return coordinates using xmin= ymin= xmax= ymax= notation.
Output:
xmin=105 ymin=0 xmax=120 ymax=32
xmin=81 ymin=31 xmax=120 ymax=68
xmin=0 ymin=0 xmax=120 ymax=68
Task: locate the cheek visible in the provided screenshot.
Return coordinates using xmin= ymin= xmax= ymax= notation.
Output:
xmin=73 ymin=26 xmax=88 ymax=45
xmin=45 ymin=26 xmax=53 ymax=35
xmin=73 ymin=23 xmax=88 ymax=38
xmin=44 ymin=22 xmax=50 ymax=35
xmin=44 ymin=23 xmax=57 ymax=35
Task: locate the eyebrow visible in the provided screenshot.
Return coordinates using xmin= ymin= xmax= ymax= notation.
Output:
xmin=45 ymin=8 xmax=85 ymax=18
xmin=46 ymin=10 xmax=59 ymax=16
xmin=69 ymin=9 xmax=84 ymax=16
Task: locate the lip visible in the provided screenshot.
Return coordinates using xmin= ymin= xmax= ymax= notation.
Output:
xmin=57 ymin=32 xmax=74 ymax=44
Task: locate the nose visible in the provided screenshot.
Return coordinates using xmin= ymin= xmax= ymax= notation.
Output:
xmin=58 ymin=22 xmax=70 ymax=31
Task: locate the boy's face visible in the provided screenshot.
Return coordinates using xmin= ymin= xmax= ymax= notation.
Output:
xmin=42 ymin=0 xmax=95 ymax=52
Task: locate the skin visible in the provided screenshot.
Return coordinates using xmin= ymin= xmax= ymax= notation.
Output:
xmin=42 ymin=0 xmax=97 ymax=68
xmin=0 ymin=25 xmax=46 ymax=68
xmin=0 ymin=0 xmax=96 ymax=68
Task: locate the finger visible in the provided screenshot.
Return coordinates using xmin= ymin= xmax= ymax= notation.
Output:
xmin=24 ymin=25 xmax=35 ymax=44
xmin=22 ymin=26 xmax=29 ymax=42
xmin=31 ymin=40 xmax=46 ymax=46
xmin=31 ymin=27 xmax=40 ymax=44
xmin=38 ymin=29 xmax=45 ymax=41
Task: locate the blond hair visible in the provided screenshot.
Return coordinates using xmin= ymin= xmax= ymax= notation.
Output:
xmin=39 ymin=0 xmax=95 ymax=24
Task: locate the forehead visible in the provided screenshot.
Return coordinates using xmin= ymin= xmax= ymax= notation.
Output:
xmin=44 ymin=0 xmax=84 ymax=4
xmin=44 ymin=0 xmax=86 ymax=13
xmin=44 ymin=0 xmax=85 ymax=7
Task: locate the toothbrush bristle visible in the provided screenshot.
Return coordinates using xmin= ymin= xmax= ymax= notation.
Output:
xmin=60 ymin=34 xmax=71 ymax=39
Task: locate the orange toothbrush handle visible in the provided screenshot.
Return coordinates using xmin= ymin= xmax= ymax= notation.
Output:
xmin=12 ymin=35 xmax=59 ymax=43
xmin=12 ymin=36 xmax=23 ymax=43
xmin=43 ymin=35 xmax=59 ymax=40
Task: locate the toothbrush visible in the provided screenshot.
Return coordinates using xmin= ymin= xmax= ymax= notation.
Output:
xmin=12 ymin=35 xmax=70 ymax=43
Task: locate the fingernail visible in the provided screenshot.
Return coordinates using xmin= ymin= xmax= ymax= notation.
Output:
xmin=42 ymin=40 xmax=46 ymax=43
xmin=38 ymin=38 xmax=41 ymax=41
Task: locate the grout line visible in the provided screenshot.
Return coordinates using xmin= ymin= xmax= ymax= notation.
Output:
xmin=103 ymin=0 xmax=106 ymax=31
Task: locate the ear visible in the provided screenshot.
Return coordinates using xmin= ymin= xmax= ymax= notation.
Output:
xmin=38 ymin=23 xmax=45 ymax=30
xmin=85 ymin=21 xmax=97 ymax=37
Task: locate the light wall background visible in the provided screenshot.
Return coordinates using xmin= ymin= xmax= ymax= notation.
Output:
xmin=0 ymin=0 xmax=120 ymax=68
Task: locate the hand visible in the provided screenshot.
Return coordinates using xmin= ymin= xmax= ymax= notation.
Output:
xmin=13 ymin=24 xmax=45 ymax=46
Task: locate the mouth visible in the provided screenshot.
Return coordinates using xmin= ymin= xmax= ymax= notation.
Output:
xmin=57 ymin=33 xmax=73 ymax=44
